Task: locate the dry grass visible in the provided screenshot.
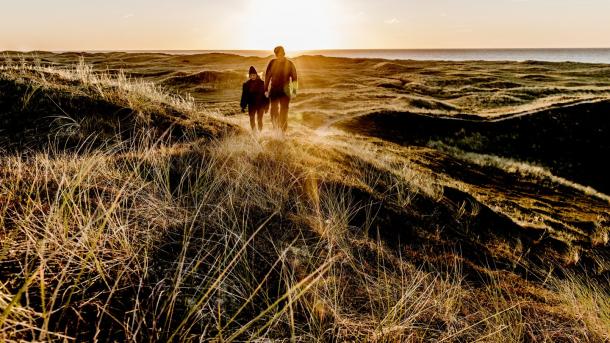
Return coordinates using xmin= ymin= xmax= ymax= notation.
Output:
xmin=550 ymin=273 xmax=610 ymax=341
xmin=1 ymin=56 xmax=195 ymax=116
xmin=1 ymin=60 xmax=608 ymax=342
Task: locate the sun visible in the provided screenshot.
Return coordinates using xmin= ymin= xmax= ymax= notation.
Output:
xmin=241 ymin=0 xmax=340 ymax=51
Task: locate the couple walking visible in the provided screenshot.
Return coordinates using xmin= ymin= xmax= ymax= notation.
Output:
xmin=240 ymin=46 xmax=298 ymax=133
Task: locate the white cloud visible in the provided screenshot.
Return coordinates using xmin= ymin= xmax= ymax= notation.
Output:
xmin=122 ymin=14 xmax=134 ymax=19
xmin=384 ymin=18 xmax=400 ymax=24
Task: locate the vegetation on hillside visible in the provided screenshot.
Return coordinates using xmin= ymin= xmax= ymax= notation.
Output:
xmin=0 ymin=58 xmax=609 ymax=342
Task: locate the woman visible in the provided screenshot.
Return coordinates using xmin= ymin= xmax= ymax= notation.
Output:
xmin=240 ymin=66 xmax=269 ymax=132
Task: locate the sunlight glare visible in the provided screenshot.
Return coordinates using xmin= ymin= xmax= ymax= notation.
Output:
xmin=242 ymin=0 xmax=340 ymax=51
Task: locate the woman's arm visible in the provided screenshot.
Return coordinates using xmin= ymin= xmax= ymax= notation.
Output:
xmin=240 ymin=83 xmax=248 ymax=110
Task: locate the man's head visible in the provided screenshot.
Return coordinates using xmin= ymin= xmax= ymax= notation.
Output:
xmin=274 ymin=46 xmax=286 ymax=58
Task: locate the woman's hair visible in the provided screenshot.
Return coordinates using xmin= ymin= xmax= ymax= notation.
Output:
xmin=274 ymin=46 xmax=286 ymax=57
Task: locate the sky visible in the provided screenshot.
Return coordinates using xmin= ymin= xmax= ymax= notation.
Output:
xmin=1 ymin=0 xmax=610 ymax=51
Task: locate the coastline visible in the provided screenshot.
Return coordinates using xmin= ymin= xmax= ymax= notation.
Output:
xmin=4 ymin=48 xmax=610 ymax=63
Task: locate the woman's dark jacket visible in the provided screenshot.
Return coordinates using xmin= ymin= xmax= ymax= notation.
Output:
xmin=240 ymin=77 xmax=269 ymax=112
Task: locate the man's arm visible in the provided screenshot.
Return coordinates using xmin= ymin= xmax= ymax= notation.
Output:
xmin=290 ymin=61 xmax=298 ymax=82
xmin=289 ymin=61 xmax=298 ymax=96
xmin=264 ymin=60 xmax=274 ymax=91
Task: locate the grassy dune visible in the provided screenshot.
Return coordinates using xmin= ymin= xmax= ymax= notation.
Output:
xmin=3 ymin=51 xmax=610 ymax=121
xmin=0 ymin=55 xmax=609 ymax=342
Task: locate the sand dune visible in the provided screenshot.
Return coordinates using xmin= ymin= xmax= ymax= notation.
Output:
xmin=1 ymin=53 xmax=609 ymax=341
xmin=5 ymin=51 xmax=610 ymax=120
xmin=337 ymin=99 xmax=610 ymax=193
xmin=0 ymin=66 xmax=238 ymax=152
xmin=162 ymin=70 xmax=244 ymax=89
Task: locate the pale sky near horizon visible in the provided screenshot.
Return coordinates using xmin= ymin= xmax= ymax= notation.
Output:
xmin=1 ymin=0 xmax=610 ymax=51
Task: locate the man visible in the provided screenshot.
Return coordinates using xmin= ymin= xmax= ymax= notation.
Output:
xmin=240 ymin=66 xmax=268 ymax=132
xmin=264 ymin=46 xmax=298 ymax=133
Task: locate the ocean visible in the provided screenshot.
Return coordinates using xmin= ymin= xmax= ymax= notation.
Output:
xmin=112 ymin=49 xmax=610 ymax=64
